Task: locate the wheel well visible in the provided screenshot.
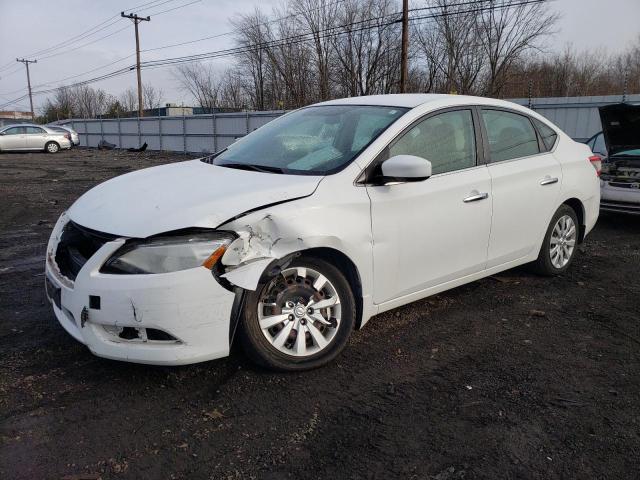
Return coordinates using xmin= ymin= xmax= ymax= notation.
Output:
xmin=562 ymin=198 xmax=586 ymax=243
xmin=299 ymin=247 xmax=364 ymax=329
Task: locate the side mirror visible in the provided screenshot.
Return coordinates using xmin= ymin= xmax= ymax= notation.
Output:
xmin=379 ymin=155 xmax=432 ymax=184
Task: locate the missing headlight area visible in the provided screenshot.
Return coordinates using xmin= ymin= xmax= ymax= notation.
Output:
xmin=101 ymin=325 xmax=179 ymax=343
xmin=54 ymin=221 xmax=117 ymax=281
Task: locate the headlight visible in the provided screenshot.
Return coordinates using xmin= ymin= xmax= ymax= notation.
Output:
xmin=102 ymin=231 xmax=235 ymax=274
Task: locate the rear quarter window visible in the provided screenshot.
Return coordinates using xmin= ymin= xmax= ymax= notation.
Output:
xmin=533 ymin=118 xmax=558 ymax=151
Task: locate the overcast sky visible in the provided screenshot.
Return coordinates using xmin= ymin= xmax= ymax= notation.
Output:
xmin=0 ymin=0 xmax=638 ymax=112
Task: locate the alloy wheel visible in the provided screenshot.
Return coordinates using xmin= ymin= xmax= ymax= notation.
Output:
xmin=549 ymin=214 xmax=576 ymax=269
xmin=257 ymin=267 xmax=341 ymax=357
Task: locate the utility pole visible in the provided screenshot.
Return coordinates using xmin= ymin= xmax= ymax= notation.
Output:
xmin=400 ymin=0 xmax=409 ymax=93
xmin=121 ymin=11 xmax=150 ymax=117
xmin=16 ymin=58 xmax=37 ymax=119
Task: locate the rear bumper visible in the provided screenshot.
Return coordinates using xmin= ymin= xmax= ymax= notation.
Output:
xmin=57 ymin=138 xmax=72 ymax=149
xmin=45 ymin=214 xmax=237 ymax=365
xmin=600 ymin=182 xmax=640 ymax=214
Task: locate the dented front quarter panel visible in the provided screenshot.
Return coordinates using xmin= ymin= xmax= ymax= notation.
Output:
xmin=219 ymin=163 xmax=378 ymax=326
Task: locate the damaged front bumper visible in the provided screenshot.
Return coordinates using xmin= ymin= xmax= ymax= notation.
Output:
xmin=45 ymin=214 xmax=237 ymax=365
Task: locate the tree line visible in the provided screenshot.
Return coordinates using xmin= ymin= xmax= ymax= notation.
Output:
xmin=40 ymin=0 xmax=640 ymax=122
xmin=41 ymin=84 xmax=163 ymax=122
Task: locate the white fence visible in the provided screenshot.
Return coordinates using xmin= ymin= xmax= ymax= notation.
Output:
xmin=64 ymin=111 xmax=284 ymax=153
xmin=62 ymin=94 xmax=640 ymax=153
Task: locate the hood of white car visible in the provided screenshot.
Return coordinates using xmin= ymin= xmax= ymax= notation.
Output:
xmin=67 ymin=159 xmax=322 ymax=238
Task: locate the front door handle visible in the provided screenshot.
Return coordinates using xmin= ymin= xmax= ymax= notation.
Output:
xmin=463 ymin=191 xmax=489 ymax=203
xmin=540 ymin=176 xmax=559 ymax=186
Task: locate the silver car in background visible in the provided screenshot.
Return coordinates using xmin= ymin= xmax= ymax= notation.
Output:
xmin=48 ymin=125 xmax=80 ymax=147
xmin=0 ymin=124 xmax=72 ymax=153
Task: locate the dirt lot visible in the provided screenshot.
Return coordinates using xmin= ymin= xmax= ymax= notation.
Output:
xmin=0 ymin=149 xmax=639 ymax=480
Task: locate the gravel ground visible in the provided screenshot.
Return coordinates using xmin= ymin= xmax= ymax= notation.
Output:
xmin=1 ymin=149 xmax=639 ymax=480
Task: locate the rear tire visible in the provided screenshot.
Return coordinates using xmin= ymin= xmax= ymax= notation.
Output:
xmin=45 ymin=142 xmax=60 ymax=154
xmin=239 ymin=255 xmax=356 ymax=371
xmin=531 ymin=204 xmax=579 ymax=276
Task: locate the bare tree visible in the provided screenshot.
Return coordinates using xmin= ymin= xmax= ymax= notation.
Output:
xmin=43 ymin=0 xmax=639 ymax=117
xmin=475 ymin=0 xmax=559 ymax=96
xmin=143 ymin=83 xmax=164 ymax=110
xmin=74 ymin=85 xmax=108 ymax=118
xmin=291 ymin=0 xmax=340 ymax=101
xmin=331 ymin=0 xmax=401 ymax=97
xmin=119 ymin=88 xmax=138 ymax=113
xmin=174 ymin=63 xmax=221 ymax=109
xmin=232 ymin=8 xmax=271 ymax=110
xmin=218 ymin=69 xmax=246 ymax=109
xmin=416 ymin=0 xmax=484 ymax=94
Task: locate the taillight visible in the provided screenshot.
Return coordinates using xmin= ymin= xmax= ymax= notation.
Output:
xmin=589 ymin=155 xmax=602 ymax=176
xmin=64 ymin=133 xmax=70 ymax=139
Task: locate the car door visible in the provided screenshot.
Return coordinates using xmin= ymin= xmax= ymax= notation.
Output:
xmin=0 ymin=126 xmax=27 ymax=149
xmin=480 ymin=109 xmax=562 ymax=268
xmin=24 ymin=126 xmax=48 ymax=150
xmin=366 ymin=108 xmax=492 ymax=304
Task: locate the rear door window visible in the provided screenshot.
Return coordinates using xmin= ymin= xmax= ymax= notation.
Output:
xmin=482 ymin=109 xmax=540 ymax=162
xmin=25 ymin=126 xmax=45 ymax=134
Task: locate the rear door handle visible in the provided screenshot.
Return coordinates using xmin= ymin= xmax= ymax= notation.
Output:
xmin=540 ymin=176 xmax=559 ymax=186
xmin=463 ymin=192 xmax=489 ymax=203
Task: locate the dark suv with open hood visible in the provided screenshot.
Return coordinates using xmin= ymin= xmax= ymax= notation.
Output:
xmin=586 ymin=103 xmax=640 ymax=215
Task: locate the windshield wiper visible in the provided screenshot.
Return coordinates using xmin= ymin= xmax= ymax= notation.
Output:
xmin=218 ymin=162 xmax=286 ymax=174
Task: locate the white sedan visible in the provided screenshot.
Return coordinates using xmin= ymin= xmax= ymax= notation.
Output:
xmin=45 ymin=94 xmax=600 ymax=371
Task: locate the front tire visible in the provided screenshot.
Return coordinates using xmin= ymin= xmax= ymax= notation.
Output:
xmin=531 ymin=204 xmax=579 ymax=275
xmin=45 ymin=142 xmax=60 ymax=154
xmin=239 ymin=256 xmax=356 ymax=371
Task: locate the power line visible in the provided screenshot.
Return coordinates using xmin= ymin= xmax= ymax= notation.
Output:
xmin=139 ymin=0 xmax=550 ymax=70
xmin=0 ymin=0 xmax=171 ymax=72
xmin=141 ymin=0 xmax=350 ymax=53
xmin=25 ymin=54 xmax=135 ymax=93
xmin=0 ymin=0 xmax=551 ymax=110
xmin=147 ymin=0 xmax=202 ymax=16
xmin=37 ymin=24 xmax=132 ymax=62
xmin=0 ymin=18 xmax=124 ymax=72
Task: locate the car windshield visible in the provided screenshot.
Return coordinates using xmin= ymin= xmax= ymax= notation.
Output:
xmin=209 ymin=105 xmax=408 ymax=175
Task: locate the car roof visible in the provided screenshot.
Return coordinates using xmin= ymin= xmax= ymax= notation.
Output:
xmin=1 ymin=123 xmax=40 ymax=129
xmin=314 ymin=93 xmax=529 ymax=111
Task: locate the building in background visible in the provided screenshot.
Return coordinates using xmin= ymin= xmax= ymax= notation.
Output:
xmin=0 ymin=110 xmax=33 ymax=128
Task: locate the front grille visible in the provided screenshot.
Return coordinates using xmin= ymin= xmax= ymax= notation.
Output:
xmin=608 ymin=181 xmax=640 ymax=189
xmin=600 ymin=200 xmax=640 ymax=214
xmin=54 ymin=222 xmax=117 ymax=280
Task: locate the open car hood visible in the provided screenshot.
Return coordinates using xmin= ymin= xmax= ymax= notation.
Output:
xmin=67 ymin=159 xmax=322 ymax=238
xmin=599 ymin=103 xmax=640 ymax=156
